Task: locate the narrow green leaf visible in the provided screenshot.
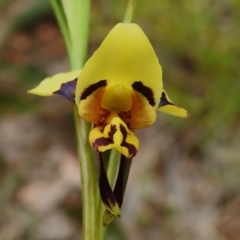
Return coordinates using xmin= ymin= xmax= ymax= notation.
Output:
xmin=49 ymin=0 xmax=71 ymax=57
xmin=123 ymin=0 xmax=136 ymax=23
xmin=61 ymin=0 xmax=91 ymax=69
xmin=74 ymin=108 xmax=98 ymax=240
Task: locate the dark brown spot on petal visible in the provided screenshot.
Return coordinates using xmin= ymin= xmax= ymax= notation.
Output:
xmin=97 ymin=109 xmax=111 ymax=126
xmin=119 ymin=124 xmax=137 ymax=157
xmin=119 ymin=124 xmax=127 ymax=141
xmin=93 ymin=137 xmax=113 ymax=150
xmin=80 ymin=80 xmax=107 ymax=100
xmin=132 ymin=81 xmax=155 ymax=106
xmin=108 ymin=125 xmax=117 ymax=139
xmin=92 ymin=125 xmax=117 ymax=151
xmin=118 ymin=111 xmax=132 ymax=128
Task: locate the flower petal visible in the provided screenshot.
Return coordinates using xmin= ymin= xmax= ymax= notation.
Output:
xmin=124 ymin=91 xmax=156 ymax=129
xmin=76 ymin=23 xmax=162 ymax=109
xmin=90 ymin=117 xmax=139 ymax=158
xmin=158 ymin=90 xmax=188 ymax=118
xmin=89 ymin=126 xmax=115 ymax=153
xmin=28 ymin=70 xmax=81 ymax=96
xmin=78 ymin=86 xmax=110 ymax=125
xmin=104 ymin=117 xmax=139 ymax=158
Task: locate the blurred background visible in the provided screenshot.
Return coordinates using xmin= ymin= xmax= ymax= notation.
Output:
xmin=0 ymin=0 xmax=240 ymax=239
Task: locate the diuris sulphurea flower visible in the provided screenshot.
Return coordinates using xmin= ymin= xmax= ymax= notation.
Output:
xmin=28 ymin=23 xmax=188 ymax=225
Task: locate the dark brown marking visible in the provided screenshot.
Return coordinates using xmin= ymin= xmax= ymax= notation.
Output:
xmin=97 ymin=109 xmax=110 ymax=126
xmin=92 ymin=125 xmax=117 ymax=150
xmin=119 ymin=124 xmax=127 ymax=141
xmin=119 ymin=124 xmax=137 ymax=157
xmin=132 ymin=81 xmax=155 ymax=106
xmin=118 ymin=111 xmax=132 ymax=128
xmin=93 ymin=137 xmax=113 ymax=149
xmin=108 ymin=125 xmax=117 ymax=139
xmin=80 ymin=80 xmax=107 ymax=100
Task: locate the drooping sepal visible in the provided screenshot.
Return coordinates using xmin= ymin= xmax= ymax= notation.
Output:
xmin=28 ymin=70 xmax=81 ymax=98
xmin=96 ymin=152 xmax=120 ymax=218
xmin=103 ymin=154 xmax=132 ymax=226
xmin=158 ymin=90 xmax=188 ymax=118
xmin=113 ymin=155 xmax=132 ymax=206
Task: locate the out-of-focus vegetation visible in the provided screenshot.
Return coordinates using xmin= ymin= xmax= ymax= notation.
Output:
xmin=0 ymin=0 xmax=240 ymax=239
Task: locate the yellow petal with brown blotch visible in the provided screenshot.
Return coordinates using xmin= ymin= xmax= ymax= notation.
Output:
xmin=76 ymin=23 xmax=162 ymax=111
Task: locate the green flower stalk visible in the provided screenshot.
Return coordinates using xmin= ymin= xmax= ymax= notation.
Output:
xmin=49 ymin=0 xmax=98 ymax=239
xmin=28 ymin=0 xmax=188 ymax=239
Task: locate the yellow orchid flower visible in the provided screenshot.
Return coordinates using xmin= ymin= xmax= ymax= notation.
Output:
xmin=76 ymin=23 xmax=162 ymax=158
xmin=28 ymin=23 xmax=188 ymax=224
xmin=29 ymin=23 xmax=187 ymax=158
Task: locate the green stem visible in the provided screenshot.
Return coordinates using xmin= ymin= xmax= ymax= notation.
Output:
xmin=51 ymin=0 xmax=98 ymax=239
xmin=67 ymin=0 xmax=98 ymax=238
xmin=107 ymin=150 xmax=120 ymax=188
xmin=74 ymin=108 xmax=98 ymax=240
xmin=51 ymin=0 xmax=137 ymax=239
xmin=68 ymin=0 xmax=98 ymax=236
xmin=61 ymin=0 xmax=91 ymax=69
xmin=123 ymin=0 xmax=136 ymax=23
xmin=49 ymin=0 xmax=72 ymax=58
